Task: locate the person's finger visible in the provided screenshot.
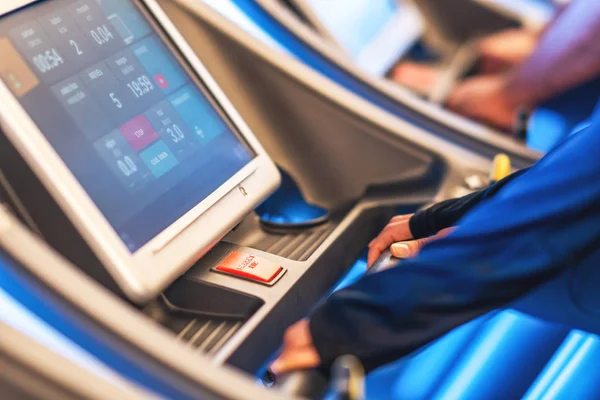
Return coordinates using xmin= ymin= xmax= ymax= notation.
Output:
xmin=282 ymin=320 xmax=313 ymax=347
xmin=367 ymin=248 xmax=381 ymax=267
xmin=368 ymin=215 xmax=411 ymax=247
xmin=369 ymin=219 xmax=413 ymax=250
xmin=270 ymin=347 xmax=321 ymax=376
xmin=390 ymin=228 xmax=455 ymax=258
xmin=367 ymin=215 xmax=414 ymax=266
xmin=447 ymin=84 xmax=471 ymax=112
xmin=368 ymin=231 xmax=408 ymax=266
xmin=368 ymin=226 xmax=413 ymax=265
xmin=368 ymin=217 xmax=407 ymax=247
xmin=447 ymin=90 xmax=463 ymax=111
xmin=368 ymin=230 xmax=403 ymax=265
xmin=478 ymin=56 xmax=511 ymax=75
xmin=477 ymin=29 xmax=536 ymax=71
xmin=436 ymin=227 xmax=455 ymax=237
xmin=270 ymin=319 xmax=320 ymax=375
xmin=368 ymin=221 xmax=403 ymax=248
xmin=390 ymin=214 xmax=412 ymax=223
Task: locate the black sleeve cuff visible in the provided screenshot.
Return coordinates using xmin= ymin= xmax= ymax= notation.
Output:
xmin=409 ymin=170 xmax=529 ymax=239
xmin=409 ymin=210 xmax=436 ymax=239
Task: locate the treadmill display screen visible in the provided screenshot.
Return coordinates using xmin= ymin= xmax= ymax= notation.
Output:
xmin=303 ymin=0 xmax=421 ymax=76
xmin=0 ymin=0 xmax=254 ymax=252
xmin=305 ymin=0 xmax=397 ymax=58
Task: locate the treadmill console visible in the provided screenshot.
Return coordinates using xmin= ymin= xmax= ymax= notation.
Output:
xmin=0 ymin=0 xmax=280 ymax=302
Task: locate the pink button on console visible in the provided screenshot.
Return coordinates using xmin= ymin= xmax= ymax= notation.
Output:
xmin=120 ymin=114 xmax=160 ymax=151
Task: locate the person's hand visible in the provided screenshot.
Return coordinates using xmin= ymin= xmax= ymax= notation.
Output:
xmin=367 ymin=214 xmax=414 ymax=267
xmin=270 ymin=319 xmax=321 ymax=376
xmin=447 ymin=75 xmax=518 ymax=132
xmin=368 ymin=214 xmax=456 ymax=267
xmin=478 ymin=29 xmax=539 ymax=74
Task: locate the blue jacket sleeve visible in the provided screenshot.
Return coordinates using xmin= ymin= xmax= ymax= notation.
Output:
xmin=310 ymin=121 xmax=600 ymax=373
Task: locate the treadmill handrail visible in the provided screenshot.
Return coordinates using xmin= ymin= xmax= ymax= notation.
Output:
xmin=0 ymin=321 xmax=155 ymax=400
xmin=282 ymin=0 xmax=350 ymax=58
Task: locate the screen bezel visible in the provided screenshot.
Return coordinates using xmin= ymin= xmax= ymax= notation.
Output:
xmin=0 ymin=0 xmax=281 ymax=303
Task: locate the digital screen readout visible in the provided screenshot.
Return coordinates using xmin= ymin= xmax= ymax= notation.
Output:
xmin=0 ymin=0 xmax=254 ymax=251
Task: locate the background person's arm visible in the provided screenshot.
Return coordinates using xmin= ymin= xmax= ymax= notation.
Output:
xmin=448 ymin=0 xmax=600 ymax=131
xmin=504 ymin=0 xmax=600 ymax=108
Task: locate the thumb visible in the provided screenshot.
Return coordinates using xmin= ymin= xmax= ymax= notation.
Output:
xmin=390 ymin=238 xmax=430 ymax=258
xmin=390 ymin=228 xmax=455 ymax=258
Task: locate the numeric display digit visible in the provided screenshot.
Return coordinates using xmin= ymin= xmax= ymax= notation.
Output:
xmin=90 ymin=24 xmax=114 ymax=45
xmin=69 ymin=39 xmax=84 ymax=55
xmin=127 ymin=74 xmax=154 ymax=98
xmin=32 ymin=48 xmax=64 ymax=74
xmin=167 ymin=124 xmax=185 ymax=143
xmin=117 ymin=156 xmax=138 ymax=176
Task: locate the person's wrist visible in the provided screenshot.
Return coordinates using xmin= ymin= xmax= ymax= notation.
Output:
xmin=498 ymin=76 xmax=521 ymax=109
xmin=495 ymin=75 xmax=530 ymax=131
xmin=408 ymin=213 xmax=417 ymax=238
xmin=502 ymin=73 xmax=535 ymax=112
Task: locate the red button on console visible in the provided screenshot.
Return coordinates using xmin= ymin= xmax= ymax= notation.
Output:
xmin=214 ymin=251 xmax=284 ymax=284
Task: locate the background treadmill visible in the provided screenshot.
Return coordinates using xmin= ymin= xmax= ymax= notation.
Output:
xmin=283 ymin=0 xmax=425 ymax=78
xmin=279 ymin=0 xmax=554 ymax=122
xmin=195 ymin=0 xmax=540 ymax=170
